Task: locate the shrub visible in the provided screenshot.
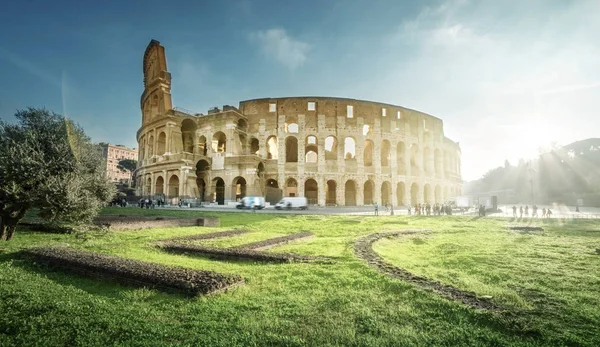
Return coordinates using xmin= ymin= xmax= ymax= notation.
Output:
xmin=20 ymin=246 xmax=243 ymax=296
xmin=165 ymin=229 xmax=249 ymax=242
xmin=158 ymin=242 xmax=329 ymax=263
xmin=234 ymin=231 xmax=313 ymax=250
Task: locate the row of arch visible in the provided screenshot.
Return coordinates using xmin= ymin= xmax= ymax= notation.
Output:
xmin=139 ymin=121 xmax=461 ymax=175
xmin=142 ymin=172 xmax=460 ymax=206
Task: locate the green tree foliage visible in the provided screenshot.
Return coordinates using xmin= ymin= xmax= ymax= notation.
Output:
xmin=0 ymin=108 xmax=115 ymax=241
xmin=117 ymin=158 xmax=137 ymax=185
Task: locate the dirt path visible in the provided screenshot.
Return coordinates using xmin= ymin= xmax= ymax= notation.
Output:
xmin=354 ymin=230 xmax=500 ymax=311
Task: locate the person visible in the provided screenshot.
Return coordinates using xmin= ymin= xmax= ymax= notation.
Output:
xmin=512 ymin=205 xmax=517 ymax=218
xmin=407 ymin=205 xmax=412 ymax=215
xmin=546 ymin=208 xmax=553 ymax=218
xmin=145 ymin=198 xmax=150 ymax=209
xmin=532 ymin=205 xmax=538 ymax=218
xmin=374 ymin=202 xmax=379 ymax=216
xmin=542 ymin=208 xmax=546 ymax=218
xmin=519 ymin=206 xmax=523 ymax=218
xmin=576 ymin=206 xmax=580 ymax=213
xmin=525 ymin=205 xmax=529 ymax=216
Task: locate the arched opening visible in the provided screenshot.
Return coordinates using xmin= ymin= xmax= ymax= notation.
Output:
xmin=410 ymin=183 xmax=419 ymax=205
xmin=212 ymin=132 xmax=226 ymax=153
xmin=410 ymin=144 xmax=419 ymax=173
xmin=211 ymin=177 xmax=225 ymax=205
xmin=265 ymin=178 xmax=281 ymax=204
xmin=397 ymin=182 xmax=405 ymax=206
xmin=435 ymin=185 xmax=441 ymax=204
xmin=267 ymin=136 xmax=278 ymax=159
xmin=285 ymin=137 xmax=298 ymax=162
xmin=286 ymin=178 xmax=298 ymax=197
xmin=364 ymin=180 xmax=374 ymax=205
xmin=305 ymin=135 xmax=318 ymax=163
xmin=424 ymin=147 xmax=432 ymax=174
xmin=305 ymin=179 xmax=318 ymax=205
xmin=147 ymin=135 xmax=154 ymax=157
xmin=168 ymin=175 xmax=179 ymax=198
xmin=363 ymin=140 xmax=374 ymax=167
xmin=424 ymin=184 xmax=432 ymax=204
xmin=325 ymin=136 xmax=338 ymax=160
xmin=196 ymin=159 xmax=210 ymax=176
xmin=196 ymin=178 xmax=206 ymax=202
xmin=155 ymin=176 xmax=164 ymax=195
xmin=326 ymin=180 xmax=337 ymax=205
xmin=233 ymin=176 xmax=247 ymax=202
xmin=181 ymin=119 xmax=197 ymax=153
xmin=344 ymin=137 xmax=356 ymax=159
xmin=434 ymin=149 xmax=442 ymax=176
xmin=237 ymin=118 xmax=248 ymax=130
xmin=381 ymin=181 xmax=391 ymax=205
xmin=198 ymin=136 xmax=207 ymax=156
xmin=145 ymin=177 xmax=152 ymax=196
xmin=157 ymin=132 xmax=166 ymax=155
xmin=345 ymin=180 xmax=357 ymax=206
xmin=381 ymin=140 xmax=391 ymax=167
xmin=250 ymin=138 xmax=259 ymax=155
xmin=396 ymin=142 xmax=406 ymax=174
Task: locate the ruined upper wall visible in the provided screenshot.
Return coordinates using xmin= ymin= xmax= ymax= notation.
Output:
xmin=238 ymin=96 xmax=446 ymax=137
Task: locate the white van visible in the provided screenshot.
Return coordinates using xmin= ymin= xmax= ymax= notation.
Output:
xmin=275 ymin=197 xmax=308 ymax=210
xmin=236 ymin=196 xmax=265 ymax=210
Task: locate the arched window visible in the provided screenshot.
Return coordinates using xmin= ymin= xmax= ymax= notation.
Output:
xmin=344 ymin=137 xmax=356 ymax=159
xmin=285 ymin=137 xmax=298 ymax=162
xmin=212 ymin=132 xmax=226 ymax=153
xmin=364 ymin=140 xmax=374 ymax=167
xmin=305 ymin=135 xmax=318 ymax=163
xmin=325 ymin=136 xmax=338 ymax=160
xmin=157 ymin=132 xmax=166 ymax=155
xmin=181 ymin=119 xmax=197 ymax=153
xmin=267 ymin=136 xmax=278 ymax=159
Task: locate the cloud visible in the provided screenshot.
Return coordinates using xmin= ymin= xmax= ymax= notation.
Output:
xmin=249 ymin=28 xmax=310 ymax=69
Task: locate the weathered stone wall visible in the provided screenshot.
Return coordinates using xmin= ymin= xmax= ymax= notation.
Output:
xmin=135 ymin=41 xmax=462 ymax=207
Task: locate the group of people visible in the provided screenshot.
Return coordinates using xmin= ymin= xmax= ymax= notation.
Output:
xmin=512 ymin=205 xmax=553 ymax=218
xmin=407 ymin=203 xmax=453 ymax=216
xmin=139 ymin=198 xmax=166 ymax=209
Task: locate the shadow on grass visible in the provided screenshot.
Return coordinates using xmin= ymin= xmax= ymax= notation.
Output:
xmin=3 ymin=251 xmax=188 ymax=301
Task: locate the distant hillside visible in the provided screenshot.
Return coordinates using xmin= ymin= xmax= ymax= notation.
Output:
xmin=464 ymin=138 xmax=600 ymax=206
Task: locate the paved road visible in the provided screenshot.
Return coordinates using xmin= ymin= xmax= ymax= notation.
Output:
xmin=132 ymin=204 xmax=600 ymax=219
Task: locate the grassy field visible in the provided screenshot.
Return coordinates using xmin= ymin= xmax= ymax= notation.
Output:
xmin=1 ymin=208 xmax=599 ymax=346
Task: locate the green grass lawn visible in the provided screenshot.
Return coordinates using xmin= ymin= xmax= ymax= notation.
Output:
xmin=1 ymin=208 xmax=599 ymax=346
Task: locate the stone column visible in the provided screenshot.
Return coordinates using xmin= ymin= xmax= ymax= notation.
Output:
xmin=318 ymin=177 xmax=326 ymax=206
xmin=357 ymin=183 xmax=364 ymax=206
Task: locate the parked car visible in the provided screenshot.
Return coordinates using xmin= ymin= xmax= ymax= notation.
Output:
xmin=275 ymin=197 xmax=308 ymax=210
xmin=236 ymin=196 xmax=265 ymax=210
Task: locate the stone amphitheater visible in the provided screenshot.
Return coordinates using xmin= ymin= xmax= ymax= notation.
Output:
xmin=136 ymin=40 xmax=462 ymax=206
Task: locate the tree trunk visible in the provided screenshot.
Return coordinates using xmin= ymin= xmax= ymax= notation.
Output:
xmin=0 ymin=209 xmax=27 ymax=241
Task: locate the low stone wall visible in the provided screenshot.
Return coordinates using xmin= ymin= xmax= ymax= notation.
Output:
xmin=94 ymin=215 xmax=220 ymax=230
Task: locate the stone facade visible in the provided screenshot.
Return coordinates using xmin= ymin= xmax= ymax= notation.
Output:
xmin=100 ymin=143 xmax=138 ymax=182
xmin=136 ymin=40 xmax=462 ymax=206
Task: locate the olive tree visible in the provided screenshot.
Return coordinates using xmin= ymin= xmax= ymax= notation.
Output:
xmin=0 ymin=108 xmax=114 ymax=241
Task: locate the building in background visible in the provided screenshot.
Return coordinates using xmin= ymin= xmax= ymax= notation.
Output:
xmin=99 ymin=143 xmax=138 ymax=183
xmin=136 ymin=40 xmax=462 ymax=205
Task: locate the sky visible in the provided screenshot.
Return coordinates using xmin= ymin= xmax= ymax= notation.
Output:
xmin=1 ymin=0 xmax=599 ymax=181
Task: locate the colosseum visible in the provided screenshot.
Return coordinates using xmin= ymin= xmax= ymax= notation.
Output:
xmin=136 ymin=40 xmax=462 ymax=207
